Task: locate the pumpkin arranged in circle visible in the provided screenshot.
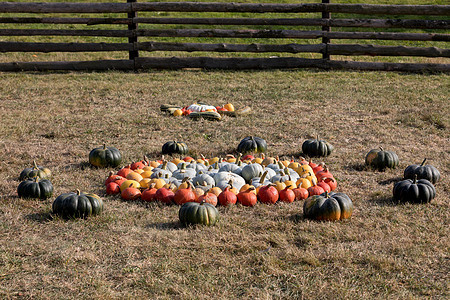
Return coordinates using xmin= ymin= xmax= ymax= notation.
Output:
xmin=302 ymin=137 xmax=334 ymax=158
xmin=237 ymin=136 xmax=267 ymax=154
xmin=89 ymin=144 xmax=122 ymax=168
xmin=19 ymin=160 xmax=52 ymax=181
xmin=162 ymin=141 xmax=188 ymax=155
xmin=303 ymin=192 xmax=353 ymax=221
xmin=52 ymin=190 xmax=104 ymax=219
xmin=365 ymin=147 xmax=399 ymax=170
xmin=17 ymin=177 xmax=54 ymax=200
xmin=179 ymin=200 xmax=220 ymax=226
xmin=403 ymin=158 xmax=440 ymax=184
xmin=393 ymin=176 xmax=436 ymax=204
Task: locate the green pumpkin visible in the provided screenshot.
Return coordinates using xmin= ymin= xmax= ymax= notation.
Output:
xmin=162 ymin=141 xmax=188 ymax=155
xmin=89 ymin=144 xmax=122 ymax=168
xmin=303 ymin=192 xmax=353 ymax=221
xmin=19 ymin=160 xmax=51 ymax=181
xmin=301 ymin=137 xmax=334 ymax=158
xmin=52 ymin=190 xmax=104 ymax=219
xmin=17 ymin=177 xmax=53 ymax=200
xmin=403 ymin=158 xmax=440 ymax=184
xmin=393 ymin=176 xmax=436 ymax=204
xmin=365 ymin=147 xmax=399 ymax=170
xmin=237 ymin=136 xmax=267 ymax=154
xmin=179 ymin=201 xmax=219 ymax=226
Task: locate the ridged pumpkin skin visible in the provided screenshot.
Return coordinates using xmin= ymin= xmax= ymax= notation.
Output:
xmin=17 ymin=178 xmax=53 ymax=199
xmin=302 ymin=138 xmax=334 ymax=158
xmin=237 ymin=136 xmax=267 ymax=154
xmin=403 ymin=159 xmax=440 ymax=184
xmin=52 ymin=190 xmax=104 ymax=219
xmin=365 ymin=147 xmax=399 ymax=170
xmin=162 ymin=141 xmax=188 ymax=155
xmin=19 ymin=161 xmax=51 ymax=181
xmin=303 ymin=192 xmax=353 ymax=221
xmin=89 ymin=145 xmax=122 ymax=168
xmin=393 ymin=178 xmax=436 ymax=204
xmin=179 ymin=201 xmax=220 ymax=226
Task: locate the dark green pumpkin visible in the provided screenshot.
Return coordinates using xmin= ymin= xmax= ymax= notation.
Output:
xmin=403 ymin=158 xmax=440 ymax=184
xmin=52 ymin=190 xmax=104 ymax=219
xmin=89 ymin=144 xmax=122 ymax=168
xmin=301 ymin=137 xmax=334 ymax=158
xmin=179 ymin=201 xmax=219 ymax=226
xmin=365 ymin=147 xmax=399 ymax=170
xmin=19 ymin=160 xmax=51 ymax=181
xmin=237 ymin=136 xmax=267 ymax=154
xmin=162 ymin=141 xmax=188 ymax=155
xmin=393 ymin=176 xmax=436 ymax=204
xmin=17 ymin=177 xmax=53 ymax=200
xmin=303 ymin=192 xmax=353 ymax=221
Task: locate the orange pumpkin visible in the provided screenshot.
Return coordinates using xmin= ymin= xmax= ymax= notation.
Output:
xmin=173 ymin=182 xmax=196 ymax=205
xmin=121 ymin=184 xmax=141 ymax=201
xmin=257 ymin=184 xmax=279 ymax=204
xmin=237 ymin=187 xmax=258 ymax=207
xmin=197 ymin=193 xmax=218 ymax=207
xmin=279 ymin=186 xmax=295 ymax=203
xmin=218 ymin=186 xmax=237 ymax=206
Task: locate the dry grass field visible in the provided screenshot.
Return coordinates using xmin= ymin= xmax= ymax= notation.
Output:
xmin=0 ymin=69 xmax=448 ymax=299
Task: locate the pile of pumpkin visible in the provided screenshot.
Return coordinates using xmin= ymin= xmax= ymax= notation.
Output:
xmin=15 ymin=136 xmax=441 ymax=226
xmin=102 ymin=137 xmax=352 ymax=225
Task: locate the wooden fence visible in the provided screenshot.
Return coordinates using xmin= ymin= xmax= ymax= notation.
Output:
xmin=0 ymin=1 xmax=449 ymax=72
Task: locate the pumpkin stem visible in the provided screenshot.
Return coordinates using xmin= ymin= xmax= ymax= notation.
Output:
xmin=379 ymin=146 xmax=384 ymax=151
xmin=324 ymin=191 xmax=329 ymax=198
xmin=199 ymin=199 xmax=206 ymax=205
xmin=413 ymin=174 xmax=417 ymax=184
xmin=33 ymin=160 xmax=39 ymax=170
xmin=103 ymin=144 xmax=106 ymax=149
xmin=322 ymin=177 xmax=336 ymax=183
xmin=277 ymin=161 xmax=284 ymax=169
xmin=420 ymin=158 xmax=427 ymax=166
xmin=76 ymin=189 xmax=81 ymax=195
xmin=259 ymin=170 xmax=268 ymax=184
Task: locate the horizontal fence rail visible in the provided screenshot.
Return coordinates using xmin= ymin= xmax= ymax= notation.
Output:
xmin=0 ymin=1 xmax=449 ymax=72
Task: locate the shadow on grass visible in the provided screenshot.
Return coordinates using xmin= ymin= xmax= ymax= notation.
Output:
xmin=63 ymin=162 xmax=93 ymax=171
xmin=344 ymin=163 xmax=367 ymax=172
xmin=24 ymin=211 xmax=53 ymax=223
xmin=368 ymin=195 xmax=401 ymax=207
xmin=145 ymin=221 xmax=183 ymax=230
xmin=289 ymin=213 xmax=305 ymax=223
xmin=378 ymin=177 xmax=403 ymax=186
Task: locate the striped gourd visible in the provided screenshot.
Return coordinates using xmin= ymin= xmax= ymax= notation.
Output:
xmin=160 ymin=104 xmax=182 ymax=113
xmin=188 ymin=111 xmax=222 ymax=121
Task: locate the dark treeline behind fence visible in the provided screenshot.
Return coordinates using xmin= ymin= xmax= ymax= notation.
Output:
xmin=0 ymin=1 xmax=448 ymax=72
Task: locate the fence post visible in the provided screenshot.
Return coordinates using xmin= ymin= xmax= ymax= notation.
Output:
xmin=322 ymin=0 xmax=331 ymax=60
xmin=127 ymin=0 xmax=138 ymax=67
